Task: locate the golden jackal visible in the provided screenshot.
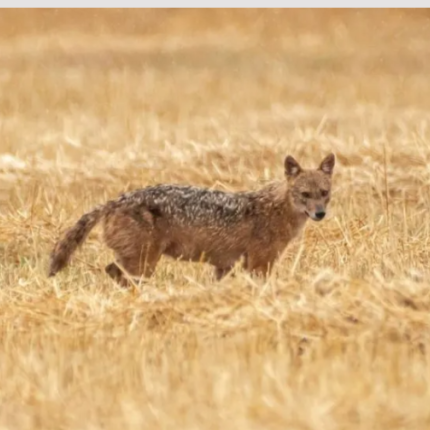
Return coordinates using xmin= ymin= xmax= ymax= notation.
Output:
xmin=48 ymin=153 xmax=335 ymax=285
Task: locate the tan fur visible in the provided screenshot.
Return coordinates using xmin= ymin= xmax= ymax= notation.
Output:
xmin=48 ymin=153 xmax=335 ymax=286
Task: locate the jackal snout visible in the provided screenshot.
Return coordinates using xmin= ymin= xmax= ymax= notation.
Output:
xmin=303 ymin=197 xmax=330 ymax=222
xmin=306 ymin=205 xmax=326 ymax=221
xmin=284 ymin=152 xmax=335 ymax=222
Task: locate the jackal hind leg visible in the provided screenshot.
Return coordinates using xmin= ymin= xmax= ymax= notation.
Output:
xmin=102 ymin=208 xmax=162 ymax=287
xmin=106 ymin=243 xmax=162 ymax=288
xmin=105 ymin=261 xmax=129 ymax=288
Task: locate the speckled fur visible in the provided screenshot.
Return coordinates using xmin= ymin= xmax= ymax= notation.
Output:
xmin=48 ymin=153 xmax=335 ymax=286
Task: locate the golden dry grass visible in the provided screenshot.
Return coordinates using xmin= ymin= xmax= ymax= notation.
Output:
xmin=2 ymin=9 xmax=430 ymax=429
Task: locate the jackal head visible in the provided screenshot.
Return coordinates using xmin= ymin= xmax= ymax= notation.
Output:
xmin=284 ymin=153 xmax=335 ymax=221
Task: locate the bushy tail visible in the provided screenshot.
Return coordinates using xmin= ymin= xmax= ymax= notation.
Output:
xmin=48 ymin=205 xmax=105 ymax=277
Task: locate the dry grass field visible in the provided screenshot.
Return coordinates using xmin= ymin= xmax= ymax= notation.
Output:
xmin=2 ymin=8 xmax=430 ymax=429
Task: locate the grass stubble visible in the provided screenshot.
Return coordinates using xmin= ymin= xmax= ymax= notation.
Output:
xmin=1 ymin=9 xmax=430 ymax=430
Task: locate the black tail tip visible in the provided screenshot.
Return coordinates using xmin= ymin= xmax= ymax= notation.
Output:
xmin=48 ymin=255 xmax=63 ymax=277
xmin=48 ymin=263 xmax=59 ymax=277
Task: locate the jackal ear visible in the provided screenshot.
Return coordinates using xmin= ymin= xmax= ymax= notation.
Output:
xmin=284 ymin=155 xmax=302 ymax=178
xmin=319 ymin=153 xmax=335 ymax=176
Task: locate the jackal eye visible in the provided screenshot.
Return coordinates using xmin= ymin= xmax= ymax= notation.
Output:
xmin=321 ymin=190 xmax=329 ymax=197
xmin=301 ymin=192 xmax=311 ymax=199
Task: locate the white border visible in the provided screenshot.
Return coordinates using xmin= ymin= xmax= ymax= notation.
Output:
xmin=0 ymin=5 xmax=422 ymax=9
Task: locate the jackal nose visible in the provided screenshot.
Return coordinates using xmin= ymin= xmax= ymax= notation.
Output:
xmin=315 ymin=211 xmax=326 ymax=220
